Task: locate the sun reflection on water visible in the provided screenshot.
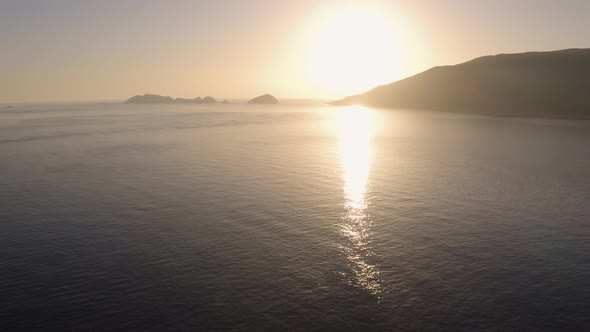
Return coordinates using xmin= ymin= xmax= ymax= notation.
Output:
xmin=338 ymin=106 xmax=382 ymax=297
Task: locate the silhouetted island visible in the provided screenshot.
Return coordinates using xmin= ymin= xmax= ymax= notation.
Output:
xmin=125 ymin=94 xmax=175 ymax=104
xmin=248 ymin=94 xmax=279 ymax=104
xmin=333 ymin=48 xmax=590 ymax=119
xmin=176 ymin=97 xmax=202 ymax=104
xmin=124 ymin=94 xmax=220 ymax=104
xmin=203 ymin=96 xmax=217 ymax=103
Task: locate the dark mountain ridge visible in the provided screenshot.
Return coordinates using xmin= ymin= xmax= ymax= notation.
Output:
xmin=333 ymin=48 xmax=590 ymax=119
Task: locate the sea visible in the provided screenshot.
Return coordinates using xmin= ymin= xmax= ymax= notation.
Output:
xmin=1 ymin=102 xmax=589 ymax=331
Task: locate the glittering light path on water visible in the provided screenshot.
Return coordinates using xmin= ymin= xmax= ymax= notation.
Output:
xmin=337 ymin=106 xmax=382 ymax=297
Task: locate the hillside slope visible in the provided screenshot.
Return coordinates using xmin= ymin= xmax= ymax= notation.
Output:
xmin=334 ymin=49 xmax=590 ymax=119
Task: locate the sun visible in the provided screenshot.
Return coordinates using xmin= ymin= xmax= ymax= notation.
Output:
xmin=308 ymin=7 xmax=402 ymax=97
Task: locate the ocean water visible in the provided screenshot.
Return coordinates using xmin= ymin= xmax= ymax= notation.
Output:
xmin=0 ymin=103 xmax=589 ymax=331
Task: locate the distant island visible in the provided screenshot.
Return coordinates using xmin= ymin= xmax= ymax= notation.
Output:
xmin=333 ymin=48 xmax=590 ymax=119
xmin=125 ymin=94 xmax=218 ymax=104
xmin=125 ymin=94 xmax=276 ymax=105
xmin=248 ymin=94 xmax=279 ymax=104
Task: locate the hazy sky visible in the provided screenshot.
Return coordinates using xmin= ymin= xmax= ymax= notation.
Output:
xmin=1 ymin=0 xmax=589 ymax=103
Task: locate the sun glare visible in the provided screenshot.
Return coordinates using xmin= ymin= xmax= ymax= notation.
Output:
xmin=339 ymin=106 xmax=371 ymax=207
xmin=308 ymin=8 xmax=402 ymax=97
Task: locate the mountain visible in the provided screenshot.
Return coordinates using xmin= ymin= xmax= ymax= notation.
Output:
xmin=248 ymin=94 xmax=279 ymax=104
xmin=333 ymin=48 xmax=590 ymax=119
xmin=176 ymin=97 xmax=202 ymax=104
xmin=124 ymin=94 xmax=219 ymax=104
xmin=125 ymin=94 xmax=175 ymax=104
xmin=203 ymin=96 xmax=217 ymax=103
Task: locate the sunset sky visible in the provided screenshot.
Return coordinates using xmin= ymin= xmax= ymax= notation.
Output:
xmin=2 ymin=0 xmax=589 ymax=103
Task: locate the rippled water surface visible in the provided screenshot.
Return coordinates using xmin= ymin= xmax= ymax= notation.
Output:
xmin=1 ymin=103 xmax=589 ymax=330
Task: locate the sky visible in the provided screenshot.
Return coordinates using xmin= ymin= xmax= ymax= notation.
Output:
xmin=1 ymin=0 xmax=590 ymax=103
